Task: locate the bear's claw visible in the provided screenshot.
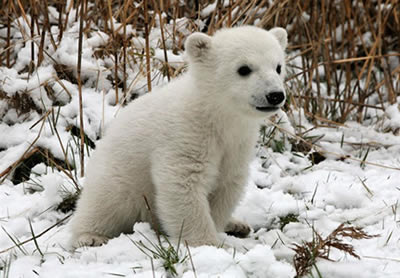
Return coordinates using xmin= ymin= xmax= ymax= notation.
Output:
xmin=225 ymin=220 xmax=251 ymax=238
xmin=73 ymin=233 xmax=109 ymax=248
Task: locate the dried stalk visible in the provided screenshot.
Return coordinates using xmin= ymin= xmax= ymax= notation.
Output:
xmin=6 ymin=0 xmax=12 ymax=67
xmin=107 ymin=0 xmax=119 ymax=104
xmin=144 ymin=0 xmax=152 ymax=92
xmin=77 ymin=0 xmax=86 ymax=177
xmin=122 ymin=0 xmax=128 ymax=101
xmin=157 ymin=0 xmax=170 ymax=81
xmin=29 ymin=0 xmax=36 ymax=75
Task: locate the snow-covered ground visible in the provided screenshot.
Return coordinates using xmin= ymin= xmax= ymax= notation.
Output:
xmin=1 ymin=119 xmax=400 ymax=277
xmin=1 ymin=3 xmax=400 ymax=278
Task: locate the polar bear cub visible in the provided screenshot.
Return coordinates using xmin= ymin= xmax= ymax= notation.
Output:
xmin=69 ymin=26 xmax=288 ymax=247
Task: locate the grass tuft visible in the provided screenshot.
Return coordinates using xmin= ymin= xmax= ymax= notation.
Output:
xmin=292 ymin=223 xmax=379 ymax=277
xmin=130 ymin=232 xmax=188 ymax=277
xmin=279 ymin=213 xmax=299 ymax=230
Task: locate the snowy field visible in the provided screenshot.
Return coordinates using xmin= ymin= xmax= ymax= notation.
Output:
xmin=1 ymin=118 xmax=400 ymax=277
xmin=1 ymin=2 xmax=400 ymax=277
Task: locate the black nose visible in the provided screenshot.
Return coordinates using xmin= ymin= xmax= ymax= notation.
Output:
xmin=266 ymin=91 xmax=285 ymax=105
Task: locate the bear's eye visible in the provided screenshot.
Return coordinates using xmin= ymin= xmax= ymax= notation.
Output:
xmin=237 ymin=65 xmax=252 ymax=76
xmin=276 ymin=64 xmax=282 ymax=74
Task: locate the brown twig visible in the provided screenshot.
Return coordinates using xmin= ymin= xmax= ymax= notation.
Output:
xmin=157 ymin=0 xmax=170 ymax=82
xmin=77 ymin=0 xmax=86 ymax=177
xmin=6 ymin=0 xmax=12 ymax=68
xmin=144 ymin=0 xmax=152 ymax=92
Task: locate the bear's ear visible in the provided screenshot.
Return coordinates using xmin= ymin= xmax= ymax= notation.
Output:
xmin=270 ymin=27 xmax=288 ymax=50
xmin=185 ymin=32 xmax=212 ymax=60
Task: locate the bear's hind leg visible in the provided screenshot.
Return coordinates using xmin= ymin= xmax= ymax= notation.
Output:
xmin=68 ymin=179 xmax=141 ymax=248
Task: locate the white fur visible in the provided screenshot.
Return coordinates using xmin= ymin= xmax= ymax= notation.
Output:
xmin=69 ymin=26 xmax=287 ymax=247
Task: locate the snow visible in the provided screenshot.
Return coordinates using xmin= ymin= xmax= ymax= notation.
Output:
xmin=1 ymin=113 xmax=400 ymax=277
xmin=238 ymin=244 xmax=295 ymax=277
xmin=384 ymin=101 xmax=400 ymax=130
xmin=1 ymin=3 xmax=399 ymax=278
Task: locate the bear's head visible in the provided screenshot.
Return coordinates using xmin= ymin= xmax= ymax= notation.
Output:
xmin=185 ymin=26 xmax=287 ymax=118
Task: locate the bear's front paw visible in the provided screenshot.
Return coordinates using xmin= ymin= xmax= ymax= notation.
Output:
xmin=225 ymin=219 xmax=251 ymax=238
xmin=73 ymin=232 xmax=109 ymax=248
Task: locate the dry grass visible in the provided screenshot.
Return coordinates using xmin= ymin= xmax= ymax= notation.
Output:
xmin=1 ymin=0 xmax=398 ymax=121
xmin=292 ymin=223 xmax=379 ymax=277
